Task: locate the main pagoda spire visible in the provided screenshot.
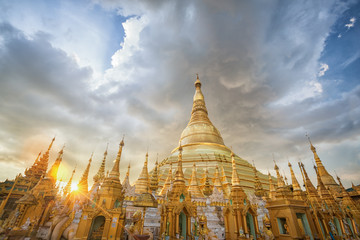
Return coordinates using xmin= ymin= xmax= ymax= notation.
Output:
xmin=179 ymin=75 xmax=224 ymax=145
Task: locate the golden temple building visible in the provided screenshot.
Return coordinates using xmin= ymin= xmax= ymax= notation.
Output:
xmin=0 ymin=75 xmax=359 ymax=240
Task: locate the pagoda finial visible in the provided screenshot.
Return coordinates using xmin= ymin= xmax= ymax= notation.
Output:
xmin=195 ymin=73 xmax=201 ymax=88
xmin=48 ymin=136 xmax=56 ymax=151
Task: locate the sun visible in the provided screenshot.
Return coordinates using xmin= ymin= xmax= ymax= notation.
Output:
xmin=71 ymin=183 xmax=79 ymax=192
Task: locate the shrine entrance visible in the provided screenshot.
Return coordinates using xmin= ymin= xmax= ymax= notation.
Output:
xmin=88 ymin=216 xmax=105 ymax=240
xmin=246 ymin=212 xmax=256 ymax=239
xmin=179 ymin=211 xmax=187 ymax=240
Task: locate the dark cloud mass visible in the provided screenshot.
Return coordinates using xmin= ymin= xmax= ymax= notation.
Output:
xmin=0 ymin=0 xmax=359 ymax=186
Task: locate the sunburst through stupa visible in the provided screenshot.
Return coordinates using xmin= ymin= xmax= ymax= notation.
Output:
xmin=0 ymin=75 xmax=359 ymax=240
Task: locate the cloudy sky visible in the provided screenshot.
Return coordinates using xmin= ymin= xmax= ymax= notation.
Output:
xmin=0 ymin=0 xmax=359 ymax=188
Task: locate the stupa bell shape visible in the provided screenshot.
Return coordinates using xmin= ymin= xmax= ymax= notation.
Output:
xmin=158 ymin=75 xmax=271 ymax=193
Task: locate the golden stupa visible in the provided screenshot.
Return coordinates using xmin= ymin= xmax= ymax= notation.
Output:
xmin=158 ymin=75 xmax=270 ymax=193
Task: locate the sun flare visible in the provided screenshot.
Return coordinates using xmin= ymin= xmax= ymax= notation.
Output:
xmin=71 ymin=183 xmax=78 ymax=192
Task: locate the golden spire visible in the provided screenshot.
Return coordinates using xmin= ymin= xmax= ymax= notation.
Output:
xmin=231 ymin=152 xmax=241 ymax=187
xmin=307 ymin=135 xmax=338 ymax=188
xmin=298 ymin=162 xmax=318 ymax=198
xmin=173 ymin=145 xmax=185 ymax=186
xmin=188 ymin=163 xmax=204 ymax=198
xmin=109 ymin=137 xmax=124 ymax=179
xmin=213 ymin=165 xmax=223 ymax=190
xmin=274 ymin=161 xmax=285 ymax=188
xmin=179 ymin=75 xmax=224 ymax=145
xmin=46 ymin=145 xmax=64 ymax=182
xmin=219 ymin=162 xmax=231 ymax=197
xmin=93 ymin=145 xmax=107 ymax=183
xmin=288 ymin=161 xmax=301 ymax=191
xmin=159 ymin=161 xmax=173 ymax=196
xmin=268 ymin=172 xmax=276 ymax=199
xmin=253 ymin=162 xmax=264 ymax=197
xmin=135 ymin=152 xmax=150 ymax=194
xmin=78 ymin=153 xmax=92 ymax=194
xmin=202 ymin=165 xmax=213 ymax=197
xmin=64 ymin=167 xmax=76 ymax=196
xmin=38 ymin=137 xmax=56 ymax=176
xmin=149 ymin=157 xmax=159 ymax=192
xmin=314 ymin=165 xmax=336 ymax=209
xmin=122 ymin=162 xmax=131 ymax=186
xmin=336 ymin=175 xmax=360 ymax=213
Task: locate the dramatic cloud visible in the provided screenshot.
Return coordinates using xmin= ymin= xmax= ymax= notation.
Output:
xmin=0 ymin=0 xmax=359 ymax=187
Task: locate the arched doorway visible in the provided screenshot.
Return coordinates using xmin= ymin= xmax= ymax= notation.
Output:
xmin=179 ymin=211 xmax=187 ymax=239
xmin=88 ymin=216 xmax=106 ymax=240
xmin=246 ymin=212 xmax=256 ymax=240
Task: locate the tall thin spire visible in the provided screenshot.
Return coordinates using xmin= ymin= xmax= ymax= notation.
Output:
xmin=135 ymin=152 xmax=150 ymax=194
xmin=307 ymin=135 xmax=338 ymax=189
xmin=159 ymin=161 xmax=173 ymax=196
xmin=109 ymin=137 xmax=124 ymax=179
xmin=188 ymin=163 xmax=204 ymax=198
xmin=179 ymin=75 xmax=224 ymax=145
xmin=38 ymin=137 xmax=56 ymax=177
xmin=46 ymin=145 xmax=64 ymax=182
xmin=274 ymin=162 xmax=285 ymax=188
xmin=149 ymin=157 xmax=159 ymax=193
xmin=122 ymin=162 xmax=131 ymax=186
xmin=288 ymin=162 xmax=301 ymax=191
xmin=219 ymin=161 xmax=231 ymax=197
xmin=202 ymin=165 xmax=213 ymax=197
xmin=253 ymin=162 xmax=264 ymax=197
xmin=173 ymin=144 xmax=185 ymax=186
xmin=93 ymin=145 xmax=107 ymax=184
xmin=64 ymin=168 xmax=76 ymax=196
xmin=231 ymin=152 xmax=241 ymax=187
xmin=213 ymin=165 xmax=223 ymax=191
xmin=298 ymin=162 xmax=318 ymax=199
xmin=78 ymin=154 xmax=92 ymax=194
xmin=268 ymin=172 xmax=276 ymax=199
